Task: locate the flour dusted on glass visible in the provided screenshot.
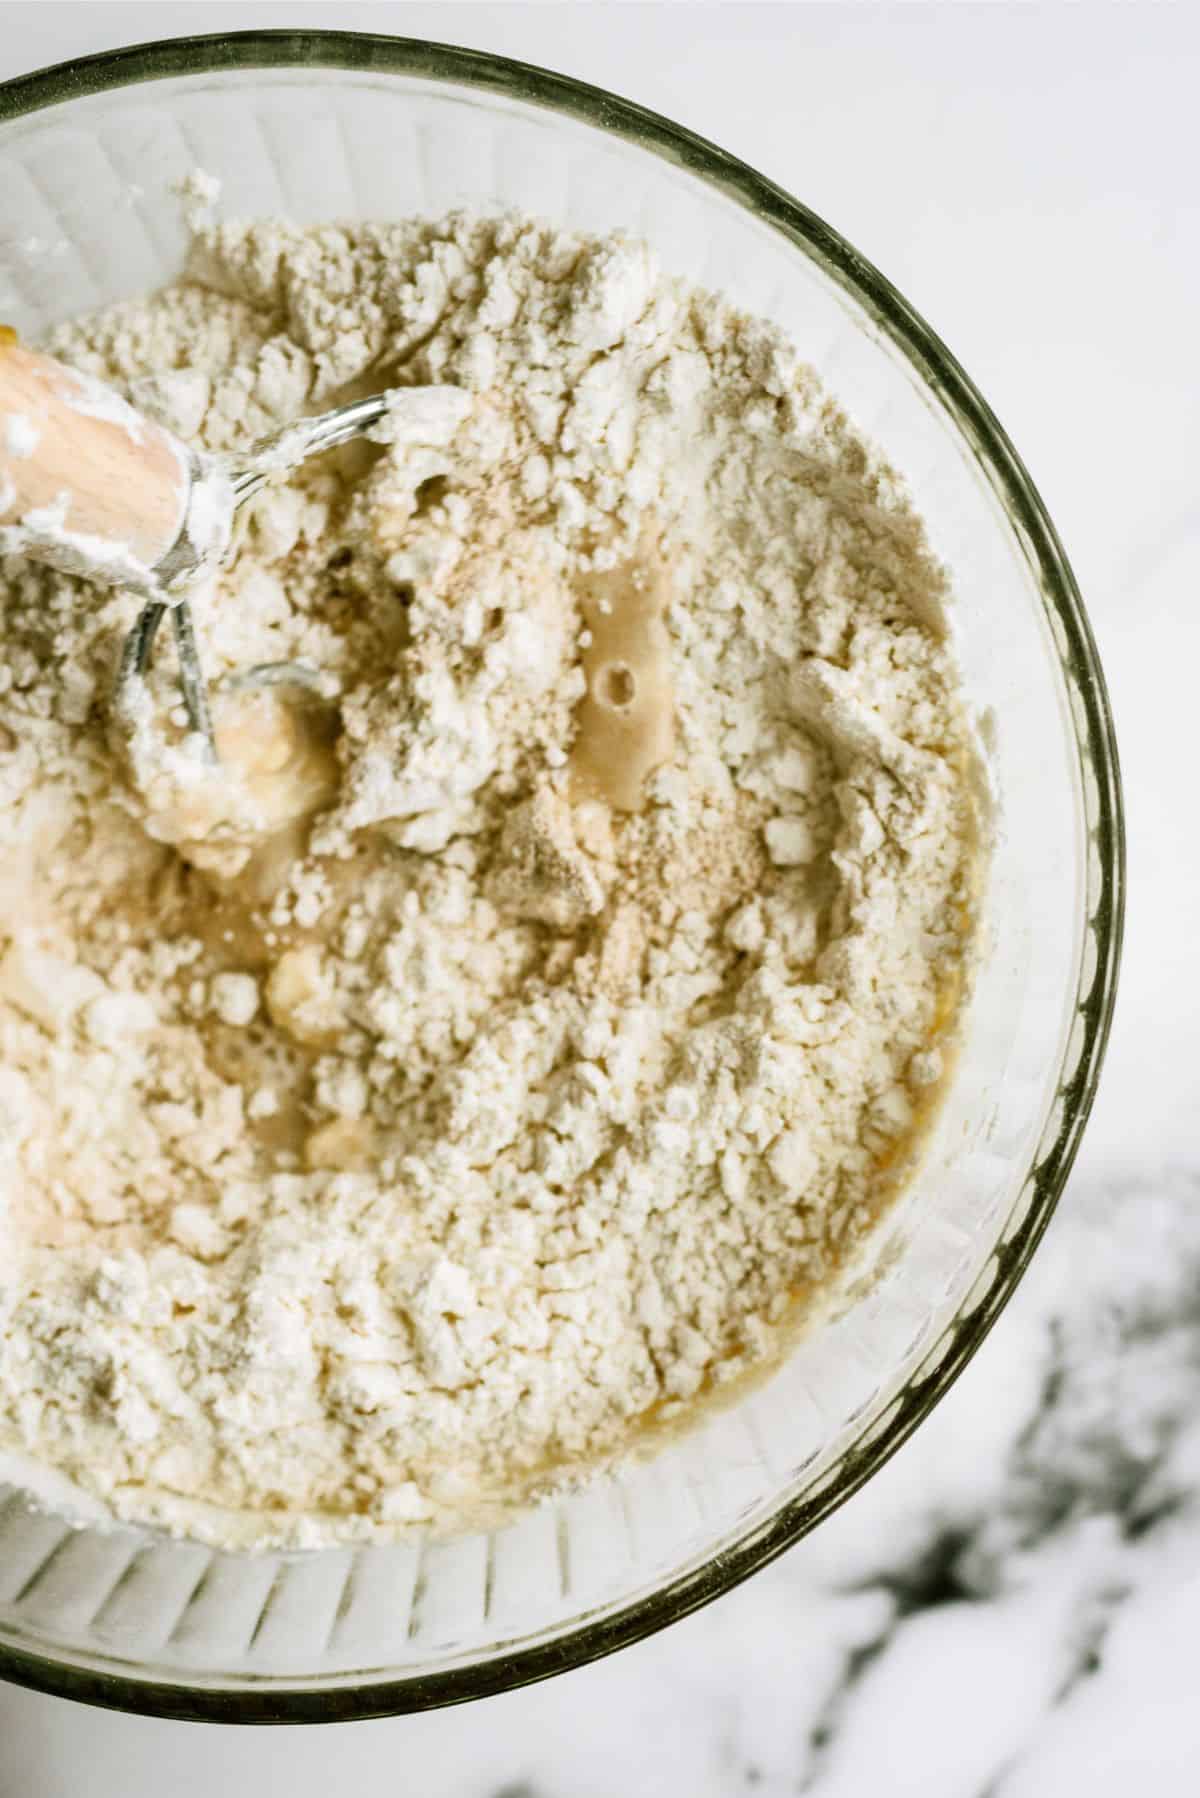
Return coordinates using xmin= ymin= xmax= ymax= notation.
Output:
xmin=0 ymin=210 xmax=981 ymax=1545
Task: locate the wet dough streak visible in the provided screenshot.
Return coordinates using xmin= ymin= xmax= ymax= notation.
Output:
xmin=571 ymin=545 xmax=674 ymax=811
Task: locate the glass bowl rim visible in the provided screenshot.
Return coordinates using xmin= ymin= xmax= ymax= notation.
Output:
xmin=0 ymin=27 xmax=1124 ymax=1725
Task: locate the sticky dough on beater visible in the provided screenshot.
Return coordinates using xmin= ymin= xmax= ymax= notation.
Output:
xmin=126 ymin=682 xmax=340 ymax=878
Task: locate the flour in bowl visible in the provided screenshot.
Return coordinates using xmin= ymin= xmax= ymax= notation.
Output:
xmin=0 ymin=208 xmax=981 ymax=1545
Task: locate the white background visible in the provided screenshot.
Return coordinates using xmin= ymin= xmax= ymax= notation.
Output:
xmin=1 ymin=4 xmax=1197 ymax=1793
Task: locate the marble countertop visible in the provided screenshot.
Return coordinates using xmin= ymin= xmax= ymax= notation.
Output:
xmin=1 ymin=3 xmax=1197 ymax=1792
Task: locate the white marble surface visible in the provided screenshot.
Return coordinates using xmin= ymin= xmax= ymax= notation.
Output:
xmin=1 ymin=1 xmax=1197 ymax=1791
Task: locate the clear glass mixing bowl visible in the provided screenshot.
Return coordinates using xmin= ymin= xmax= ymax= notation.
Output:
xmin=0 ymin=32 xmax=1123 ymax=1721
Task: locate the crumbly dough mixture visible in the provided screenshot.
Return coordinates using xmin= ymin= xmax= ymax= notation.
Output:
xmin=0 ymin=210 xmax=980 ymax=1545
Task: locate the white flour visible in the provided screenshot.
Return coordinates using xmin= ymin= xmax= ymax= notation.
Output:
xmin=0 ymin=210 xmax=981 ymax=1545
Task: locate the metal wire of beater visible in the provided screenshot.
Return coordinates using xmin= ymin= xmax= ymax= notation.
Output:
xmin=116 ymin=393 xmax=390 ymax=759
